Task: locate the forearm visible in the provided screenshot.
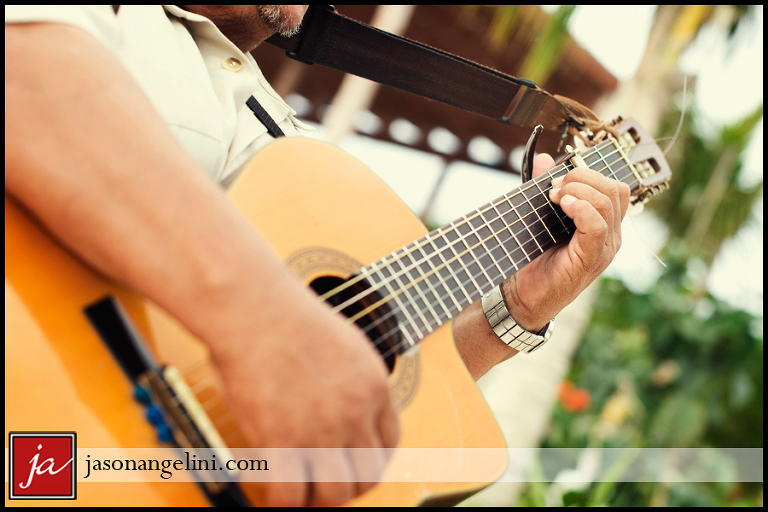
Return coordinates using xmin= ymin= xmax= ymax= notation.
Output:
xmin=5 ymin=22 xmax=308 ymax=353
xmin=7 ymin=22 xmax=401 ymax=507
xmin=453 ymin=278 xmax=551 ymax=381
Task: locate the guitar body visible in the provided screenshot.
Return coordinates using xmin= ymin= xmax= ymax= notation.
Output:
xmin=5 ymin=138 xmax=507 ymax=506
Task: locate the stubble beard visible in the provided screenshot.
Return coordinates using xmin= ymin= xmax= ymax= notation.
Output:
xmin=258 ymin=5 xmax=303 ymax=37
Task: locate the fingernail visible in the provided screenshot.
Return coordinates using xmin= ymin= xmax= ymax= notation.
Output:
xmin=551 ymin=176 xmax=564 ymax=187
xmin=548 ymin=187 xmax=558 ymax=201
xmin=560 ymin=194 xmax=576 ymax=206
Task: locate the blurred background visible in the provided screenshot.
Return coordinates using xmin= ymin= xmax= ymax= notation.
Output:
xmin=253 ymin=5 xmax=763 ymax=506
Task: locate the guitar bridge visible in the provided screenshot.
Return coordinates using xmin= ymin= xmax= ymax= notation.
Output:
xmin=84 ymin=296 xmax=249 ymax=506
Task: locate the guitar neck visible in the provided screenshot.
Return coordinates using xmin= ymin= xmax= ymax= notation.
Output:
xmin=339 ymin=138 xmax=640 ymax=354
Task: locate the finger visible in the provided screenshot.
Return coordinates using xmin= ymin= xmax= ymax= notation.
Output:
xmin=553 ymin=167 xmax=630 ymax=220
xmin=346 ymin=412 xmax=392 ymax=495
xmin=306 ymin=449 xmax=355 ymax=507
xmin=346 ymin=445 xmax=388 ymax=497
xmin=264 ymin=450 xmax=309 ymax=507
xmin=549 ymin=181 xmax=617 ymax=232
xmin=557 ymin=194 xmax=613 ymax=267
xmin=532 ymin=153 xmax=556 ymax=179
xmin=378 ymin=397 xmax=400 ymax=450
xmin=353 ymin=398 xmax=396 ymax=495
xmin=346 ymin=421 xmax=388 ymax=496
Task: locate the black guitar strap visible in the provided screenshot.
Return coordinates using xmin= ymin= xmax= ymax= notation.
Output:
xmin=265 ymin=5 xmax=604 ymax=135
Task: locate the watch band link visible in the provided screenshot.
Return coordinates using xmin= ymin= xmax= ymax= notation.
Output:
xmin=481 ymin=285 xmax=554 ymax=353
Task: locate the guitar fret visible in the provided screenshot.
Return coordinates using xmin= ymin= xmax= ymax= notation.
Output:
xmin=522 ymin=184 xmax=557 ymax=244
xmin=465 ymin=211 xmax=500 ymax=292
xmin=419 ymin=237 xmax=451 ymax=319
xmin=404 ymin=246 xmax=441 ymax=329
xmin=582 ymin=145 xmax=603 ymax=169
xmin=468 ymin=222 xmax=503 ymax=285
xmin=454 ymin=216 xmax=487 ymax=299
xmin=438 ymin=225 xmax=472 ymax=308
xmin=369 ymin=259 xmax=427 ymax=342
xmin=424 ymin=231 xmax=464 ymax=316
xmin=360 ymin=263 xmax=418 ymax=348
xmin=496 ymin=195 xmax=528 ymax=270
xmin=380 ymin=252 xmax=424 ymax=347
xmin=405 ymin=253 xmax=440 ymax=332
xmin=391 ymin=251 xmax=437 ymax=337
xmin=508 ymin=199 xmax=540 ymax=261
xmin=594 ymin=143 xmax=616 ymax=180
xmin=483 ymin=202 xmax=519 ymax=277
xmin=524 ymin=186 xmax=557 ymax=251
xmin=444 ymin=221 xmax=477 ymax=305
xmin=411 ymin=243 xmax=448 ymax=328
xmin=409 ymin=245 xmax=446 ymax=332
xmin=538 ymin=172 xmax=571 ymax=236
xmin=400 ymin=322 xmax=418 ymax=348
xmin=435 ymin=230 xmax=471 ymax=311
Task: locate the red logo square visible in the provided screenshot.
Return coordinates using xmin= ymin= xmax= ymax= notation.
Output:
xmin=9 ymin=432 xmax=76 ymax=500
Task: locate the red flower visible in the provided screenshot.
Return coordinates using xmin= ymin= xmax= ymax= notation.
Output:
xmin=558 ymin=380 xmax=591 ymax=412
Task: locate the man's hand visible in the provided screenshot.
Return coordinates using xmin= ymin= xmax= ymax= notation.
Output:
xmin=210 ymin=284 xmax=399 ymax=507
xmin=453 ymin=152 xmax=630 ymax=379
xmin=501 ymin=153 xmax=630 ymax=332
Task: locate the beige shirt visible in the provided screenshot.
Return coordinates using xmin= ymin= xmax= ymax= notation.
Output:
xmin=5 ymin=5 xmax=313 ymax=186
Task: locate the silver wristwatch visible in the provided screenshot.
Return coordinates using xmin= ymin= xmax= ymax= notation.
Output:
xmin=481 ymin=284 xmax=554 ymax=353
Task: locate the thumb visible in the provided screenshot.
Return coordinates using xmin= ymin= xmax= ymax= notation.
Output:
xmin=532 ymin=153 xmax=556 ymax=179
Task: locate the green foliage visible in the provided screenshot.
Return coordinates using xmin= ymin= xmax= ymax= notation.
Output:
xmin=574 ymin=246 xmax=763 ymax=445
xmin=649 ymin=102 xmax=763 ymax=264
xmin=515 ymin=90 xmax=764 ymax=508
xmin=527 ymin=245 xmax=763 ymax=506
xmin=517 ymin=5 xmax=576 ymax=85
xmin=509 ymin=4 xmax=763 ymax=508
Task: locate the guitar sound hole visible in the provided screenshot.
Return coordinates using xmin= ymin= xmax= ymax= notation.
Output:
xmin=309 ymin=275 xmax=401 ymax=373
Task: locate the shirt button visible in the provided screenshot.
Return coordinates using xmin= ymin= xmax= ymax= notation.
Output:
xmin=222 ymin=57 xmax=242 ymax=72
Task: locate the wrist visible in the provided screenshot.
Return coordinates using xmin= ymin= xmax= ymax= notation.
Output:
xmin=482 ymin=284 xmax=555 ymax=354
xmin=499 ymin=279 xmax=549 ymax=333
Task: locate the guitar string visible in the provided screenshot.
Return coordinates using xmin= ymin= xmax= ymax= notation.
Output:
xmin=333 ymin=143 xmax=634 ymax=328
xmin=174 ymin=160 xmax=589 ymax=417
xmin=315 ymin=139 xmax=620 ymax=307
xmin=663 ymin=75 xmax=688 ymax=156
xmin=340 ymin=145 xmax=634 ymax=344
xmin=173 ymin=142 xmax=661 ymax=435
xmin=179 ymin=145 xmax=632 ymax=413
xmin=372 ymin=197 xmax=632 ymax=360
xmin=328 ymin=161 xmax=631 ymax=361
xmin=375 ymin=164 xmax=637 ymax=361
xmin=323 ymin=142 xmax=631 ymax=335
xmin=336 ymin=142 xmax=632 ymax=322
xmin=170 ymin=145 xmax=639 ymax=433
xmin=357 ymin=152 xmax=636 ymax=356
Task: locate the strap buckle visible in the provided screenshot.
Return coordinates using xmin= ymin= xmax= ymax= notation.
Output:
xmin=499 ymin=78 xmax=539 ymax=126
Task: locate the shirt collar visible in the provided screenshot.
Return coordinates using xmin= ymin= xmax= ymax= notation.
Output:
xmin=162 ymin=5 xmax=212 ymax=24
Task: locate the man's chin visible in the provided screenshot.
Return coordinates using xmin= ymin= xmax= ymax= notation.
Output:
xmin=259 ymin=5 xmax=308 ymax=37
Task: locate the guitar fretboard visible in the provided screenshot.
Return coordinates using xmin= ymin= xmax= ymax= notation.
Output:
xmin=337 ymin=138 xmax=639 ymax=356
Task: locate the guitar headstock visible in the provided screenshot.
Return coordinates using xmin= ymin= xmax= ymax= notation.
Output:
xmin=610 ymin=117 xmax=672 ymax=205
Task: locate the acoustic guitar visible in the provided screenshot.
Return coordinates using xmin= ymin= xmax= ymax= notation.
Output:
xmin=5 ymin=117 xmax=670 ymax=506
